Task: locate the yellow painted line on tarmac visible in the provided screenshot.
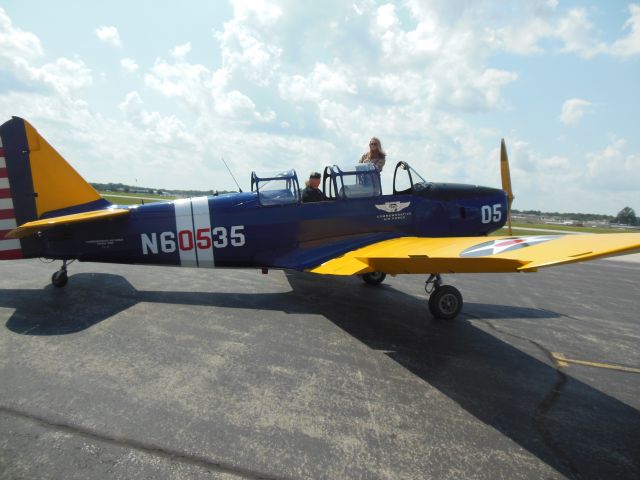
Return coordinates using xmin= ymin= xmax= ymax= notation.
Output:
xmin=552 ymin=352 xmax=640 ymax=374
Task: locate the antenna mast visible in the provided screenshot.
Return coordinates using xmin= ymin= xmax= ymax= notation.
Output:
xmin=222 ymin=156 xmax=242 ymax=192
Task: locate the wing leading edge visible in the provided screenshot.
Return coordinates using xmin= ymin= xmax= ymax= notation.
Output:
xmin=309 ymin=234 xmax=640 ymax=275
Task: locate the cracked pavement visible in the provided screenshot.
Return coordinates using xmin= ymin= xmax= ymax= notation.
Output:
xmin=1 ymin=258 xmax=639 ymax=479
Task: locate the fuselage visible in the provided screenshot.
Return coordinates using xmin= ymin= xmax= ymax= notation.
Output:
xmin=37 ymin=182 xmax=507 ymax=271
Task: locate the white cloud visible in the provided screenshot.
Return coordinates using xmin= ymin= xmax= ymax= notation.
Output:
xmin=214 ymin=0 xmax=283 ymax=86
xmin=556 ymin=8 xmax=604 ymax=58
xmin=144 ymin=59 xmax=213 ymax=105
xmin=0 ymin=7 xmax=44 ymax=63
xmin=371 ymin=3 xmax=442 ymax=64
xmin=231 ymin=0 xmax=282 ymax=25
xmin=487 ymin=3 xmax=640 ymax=58
xmin=362 ymin=3 xmax=519 ymax=112
xmin=486 ymin=5 xmax=604 ymax=58
xmin=560 ymin=98 xmax=593 ymax=126
xmin=585 ymin=138 xmax=640 ymax=191
xmin=608 ymin=4 xmax=640 ymax=57
xmin=376 ymin=4 xmax=399 ymax=30
xmin=215 ymin=25 xmax=282 ymax=86
xmin=170 ymin=42 xmax=192 ymax=58
xmin=144 ymin=57 xmax=274 ymax=123
xmin=35 ymin=57 xmax=92 ymax=93
xmin=118 ymin=91 xmax=193 ymax=144
xmin=278 ymin=62 xmax=357 ymax=102
xmin=118 ymin=90 xmax=143 ymax=118
xmin=95 ymin=26 xmax=122 ymax=48
xmin=120 ymin=57 xmax=139 ymax=73
xmin=0 ymin=8 xmax=91 ymax=95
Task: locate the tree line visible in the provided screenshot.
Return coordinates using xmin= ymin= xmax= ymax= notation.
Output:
xmin=90 ymin=182 xmax=236 ymax=197
xmin=512 ymin=207 xmax=637 ymax=225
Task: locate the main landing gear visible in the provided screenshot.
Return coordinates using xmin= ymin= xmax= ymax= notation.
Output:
xmin=425 ymin=274 xmax=463 ymax=320
xmin=360 ymin=271 xmax=463 ymax=320
xmin=361 ymin=271 xmax=387 ymax=285
xmin=51 ymin=260 xmax=73 ymax=288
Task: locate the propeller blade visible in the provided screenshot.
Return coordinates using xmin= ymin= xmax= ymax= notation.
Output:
xmin=500 ymin=139 xmax=514 ymax=235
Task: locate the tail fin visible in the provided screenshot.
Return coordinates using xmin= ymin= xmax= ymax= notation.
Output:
xmin=1 ymin=116 xmax=110 ymax=259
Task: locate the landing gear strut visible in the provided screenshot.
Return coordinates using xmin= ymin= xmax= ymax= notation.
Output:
xmin=425 ymin=274 xmax=463 ymax=320
xmin=51 ymin=260 xmax=72 ymax=288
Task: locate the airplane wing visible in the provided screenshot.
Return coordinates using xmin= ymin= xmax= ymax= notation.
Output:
xmin=4 ymin=208 xmax=130 ymax=239
xmin=309 ymin=233 xmax=640 ymax=275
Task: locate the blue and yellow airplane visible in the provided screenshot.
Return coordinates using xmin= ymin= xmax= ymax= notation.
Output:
xmin=1 ymin=117 xmax=639 ymax=319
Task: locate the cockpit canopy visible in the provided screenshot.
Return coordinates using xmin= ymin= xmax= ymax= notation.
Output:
xmin=322 ymin=163 xmax=382 ymax=200
xmin=251 ymin=170 xmax=301 ymax=206
xmin=251 ymin=164 xmax=385 ymax=206
xmin=249 ymin=162 xmax=428 ymax=206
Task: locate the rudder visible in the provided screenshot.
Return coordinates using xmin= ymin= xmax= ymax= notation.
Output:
xmin=0 ymin=121 xmax=35 ymax=259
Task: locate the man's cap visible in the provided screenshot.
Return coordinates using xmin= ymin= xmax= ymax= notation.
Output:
xmin=309 ymin=172 xmax=321 ymax=179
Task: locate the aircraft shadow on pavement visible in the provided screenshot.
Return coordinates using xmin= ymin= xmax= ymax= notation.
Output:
xmin=1 ymin=271 xmax=639 ymax=479
xmin=2 ymin=272 xmax=557 ymax=336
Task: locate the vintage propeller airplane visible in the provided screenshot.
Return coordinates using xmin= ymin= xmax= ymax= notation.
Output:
xmin=1 ymin=117 xmax=639 ymax=319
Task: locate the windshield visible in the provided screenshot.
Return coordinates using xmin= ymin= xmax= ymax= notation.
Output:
xmin=393 ymin=161 xmax=430 ymax=194
xmin=251 ymin=170 xmax=300 ymax=206
xmin=256 ymin=170 xmax=296 ymax=190
xmin=409 ymin=165 xmax=428 ymax=190
xmin=409 ymin=165 xmax=426 ymax=183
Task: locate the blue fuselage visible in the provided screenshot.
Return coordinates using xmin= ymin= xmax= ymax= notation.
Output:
xmin=39 ymin=183 xmax=507 ymax=271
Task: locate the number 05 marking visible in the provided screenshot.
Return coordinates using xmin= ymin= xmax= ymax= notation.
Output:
xmin=481 ymin=204 xmax=502 ymax=223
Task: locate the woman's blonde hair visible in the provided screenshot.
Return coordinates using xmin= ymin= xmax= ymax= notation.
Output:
xmin=365 ymin=137 xmax=386 ymax=159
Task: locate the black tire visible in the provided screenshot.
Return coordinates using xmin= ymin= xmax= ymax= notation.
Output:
xmin=428 ymin=285 xmax=463 ymax=320
xmin=361 ymin=271 xmax=386 ymax=285
xmin=51 ymin=271 xmax=68 ymax=288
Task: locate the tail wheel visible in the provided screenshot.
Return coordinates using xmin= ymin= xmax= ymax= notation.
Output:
xmin=361 ymin=271 xmax=386 ymax=285
xmin=428 ymin=285 xmax=463 ymax=320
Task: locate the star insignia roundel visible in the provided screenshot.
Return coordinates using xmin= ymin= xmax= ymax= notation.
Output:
xmin=459 ymin=236 xmax=559 ymax=257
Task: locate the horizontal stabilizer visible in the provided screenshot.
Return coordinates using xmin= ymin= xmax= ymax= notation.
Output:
xmin=4 ymin=208 xmax=129 ymax=239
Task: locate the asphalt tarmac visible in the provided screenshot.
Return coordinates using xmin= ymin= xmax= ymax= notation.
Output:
xmin=0 ymin=258 xmax=639 ymax=480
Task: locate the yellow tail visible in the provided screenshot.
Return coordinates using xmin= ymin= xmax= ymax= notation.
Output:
xmin=1 ymin=116 xmax=111 ymax=259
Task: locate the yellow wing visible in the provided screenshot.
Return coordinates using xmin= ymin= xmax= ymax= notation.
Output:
xmin=309 ymin=234 xmax=640 ymax=275
xmin=4 ymin=208 xmax=130 ymax=239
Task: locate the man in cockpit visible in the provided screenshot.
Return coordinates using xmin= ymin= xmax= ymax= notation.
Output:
xmin=302 ymin=172 xmax=328 ymax=203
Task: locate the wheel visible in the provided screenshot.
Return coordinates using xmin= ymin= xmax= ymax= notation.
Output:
xmin=361 ymin=271 xmax=386 ymax=285
xmin=428 ymin=285 xmax=463 ymax=320
xmin=51 ymin=270 xmax=68 ymax=288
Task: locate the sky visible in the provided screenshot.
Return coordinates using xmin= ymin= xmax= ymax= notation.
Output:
xmin=0 ymin=0 xmax=638 ymax=215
